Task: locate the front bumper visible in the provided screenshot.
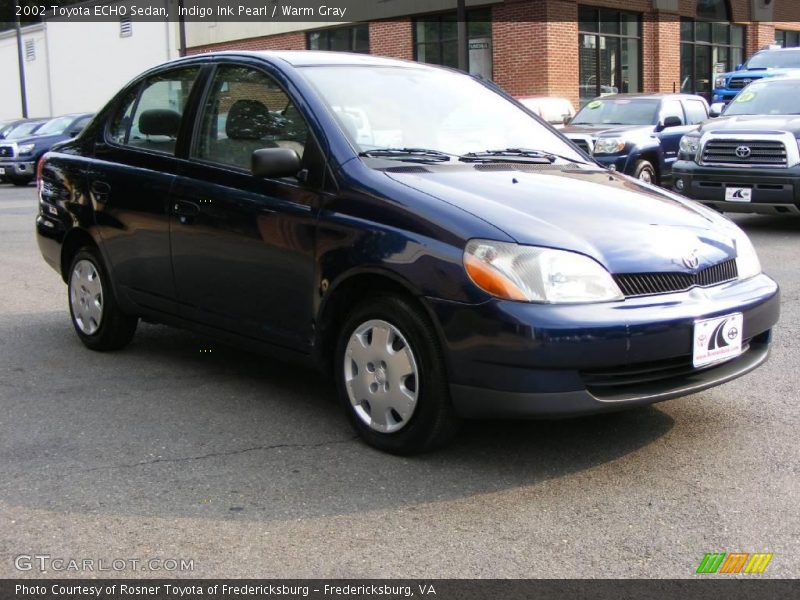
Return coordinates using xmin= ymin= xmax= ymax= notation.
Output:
xmin=0 ymin=159 xmax=35 ymax=179
xmin=712 ymin=89 xmax=740 ymax=104
xmin=428 ymin=273 xmax=779 ymax=418
xmin=672 ymin=160 xmax=800 ymax=215
xmin=593 ymin=154 xmax=632 ymax=174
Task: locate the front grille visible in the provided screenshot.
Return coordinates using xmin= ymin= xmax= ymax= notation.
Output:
xmin=569 ymin=138 xmax=592 ymax=154
xmin=728 ymin=77 xmax=756 ymax=90
xmin=614 ymin=259 xmax=738 ymax=298
xmin=0 ymin=145 xmax=14 ymax=158
xmin=701 ymin=139 xmax=787 ymax=166
xmin=582 ymin=340 xmax=751 ymax=390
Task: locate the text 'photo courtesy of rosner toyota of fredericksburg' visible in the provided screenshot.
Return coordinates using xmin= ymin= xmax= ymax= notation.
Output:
xmin=0 ymin=1 xmax=799 ymax=599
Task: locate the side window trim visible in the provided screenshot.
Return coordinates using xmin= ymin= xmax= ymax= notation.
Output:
xmin=104 ymin=81 xmax=144 ymax=147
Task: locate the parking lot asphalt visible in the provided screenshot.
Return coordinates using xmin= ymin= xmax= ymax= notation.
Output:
xmin=0 ymin=183 xmax=797 ymax=579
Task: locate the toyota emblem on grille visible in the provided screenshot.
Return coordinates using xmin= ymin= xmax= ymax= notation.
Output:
xmin=682 ymin=250 xmax=700 ymax=270
xmin=735 ymin=145 xmax=752 ymax=158
xmin=741 ymin=78 xmax=752 ymax=85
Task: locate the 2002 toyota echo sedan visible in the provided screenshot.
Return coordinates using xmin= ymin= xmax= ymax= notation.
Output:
xmin=36 ymin=52 xmax=779 ymax=454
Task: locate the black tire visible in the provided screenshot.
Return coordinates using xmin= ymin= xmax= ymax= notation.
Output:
xmin=67 ymin=247 xmax=138 ymax=351
xmin=633 ymin=160 xmax=657 ymax=185
xmin=9 ymin=176 xmax=32 ymax=187
xmin=335 ymin=294 xmax=460 ymax=455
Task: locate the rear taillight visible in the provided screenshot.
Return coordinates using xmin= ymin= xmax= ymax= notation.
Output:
xmin=35 ymin=154 xmax=46 ymax=193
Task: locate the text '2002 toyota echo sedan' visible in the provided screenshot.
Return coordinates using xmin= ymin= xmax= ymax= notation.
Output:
xmin=36 ymin=52 xmax=779 ymax=454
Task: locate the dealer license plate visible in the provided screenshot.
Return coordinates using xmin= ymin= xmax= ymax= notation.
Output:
xmin=693 ymin=313 xmax=744 ymax=368
xmin=725 ymin=187 xmax=752 ymax=202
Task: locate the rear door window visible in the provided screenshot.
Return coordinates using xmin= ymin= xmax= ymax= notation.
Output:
xmin=684 ymin=99 xmax=708 ymax=124
xmin=108 ymin=67 xmax=200 ymax=156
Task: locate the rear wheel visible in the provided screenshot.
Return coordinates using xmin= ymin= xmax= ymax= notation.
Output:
xmin=633 ymin=160 xmax=656 ymax=185
xmin=68 ymin=247 xmax=138 ymax=351
xmin=335 ymin=295 xmax=459 ymax=454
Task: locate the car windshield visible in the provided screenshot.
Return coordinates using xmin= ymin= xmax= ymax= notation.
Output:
xmin=298 ymin=65 xmax=586 ymax=161
xmin=745 ymin=49 xmax=800 ymax=69
xmin=724 ymin=80 xmax=800 ymax=115
xmin=34 ymin=116 xmax=73 ymax=136
xmin=6 ymin=121 xmax=43 ymax=139
xmin=571 ymin=98 xmax=660 ymax=126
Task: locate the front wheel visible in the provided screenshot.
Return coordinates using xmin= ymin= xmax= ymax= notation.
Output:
xmin=9 ymin=176 xmax=32 ymax=187
xmin=68 ymin=247 xmax=138 ymax=351
xmin=633 ymin=160 xmax=657 ymax=185
xmin=335 ymin=295 xmax=460 ymax=454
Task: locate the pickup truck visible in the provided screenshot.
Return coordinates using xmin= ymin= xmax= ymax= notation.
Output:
xmin=673 ymin=75 xmax=800 ymax=215
xmin=0 ymin=113 xmax=92 ymax=186
xmin=563 ymin=94 xmax=709 ymax=186
xmin=712 ymin=47 xmax=800 ymax=106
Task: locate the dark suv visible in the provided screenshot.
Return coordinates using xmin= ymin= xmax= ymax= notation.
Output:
xmin=0 ymin=113 xmax=92 ymax=186
xmin=563 ymin=94 xmax=709 ymax=186
xmin=35 ymin=52 xmax=778 ymax=454
xmin=673 ymin=76 xmax=800 ymax=215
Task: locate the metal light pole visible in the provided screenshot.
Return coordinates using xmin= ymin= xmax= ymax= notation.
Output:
xmin=14 ymin=0 xmax=29 ymax=117
xmin=178 ymin=0 xmax=187 ymax=57
xmin=456 ymin=0 xmax=468 ymax=72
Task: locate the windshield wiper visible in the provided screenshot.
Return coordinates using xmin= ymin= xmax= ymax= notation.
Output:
xmin=358 ymin=147 xmax=454 ymax=162
xmin=459 ymin=148 xmax=585 ymax=164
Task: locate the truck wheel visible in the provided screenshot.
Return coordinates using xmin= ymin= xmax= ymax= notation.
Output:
xmin=634 ymin=160 xmax=656 ymax=185
xmin=335 ymin=294 xmax=460 ymax=455
xmin=9 ymin=176 xmax=32 ymax=187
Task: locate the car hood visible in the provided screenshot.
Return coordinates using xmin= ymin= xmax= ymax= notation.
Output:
xmin=723 ymin=68 xmax=799 ymax=79
xmin=562 ymin=123 xmax=652 ymax=138
xmin=696 ymin=114 xmax=800 ymax=136
xmin=384 ymin=164 xmax=739 ymax=274
xmin=0 ymin=133 xmax=66 ymax=148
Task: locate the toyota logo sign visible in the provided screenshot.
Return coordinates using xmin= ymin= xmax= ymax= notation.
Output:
xmin=735 ymin=145 xmax=752 ymax=158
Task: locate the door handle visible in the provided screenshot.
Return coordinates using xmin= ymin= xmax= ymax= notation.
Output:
xmin=172 ymin=199 xmax=200 ymax=225
xmin=90 ymin=180 xmax=111 ymax=204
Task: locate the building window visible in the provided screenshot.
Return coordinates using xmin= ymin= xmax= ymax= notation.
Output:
xmin=680 ymin=1 xmax=744 ymax=101
xmin=120 ymin=17 xmax=133 ymax=38
xmin=24 ymin=39 xmax=35 ymax=61
xmin=413 ymin=9 xmax=493 ymax=80
xmin=776 ymin=30 xmax=800 ymax=48
xmin=578 ymin=7 xmax=642 ymax=107
xmin=307 ymin=24 xmax=369 ymax=53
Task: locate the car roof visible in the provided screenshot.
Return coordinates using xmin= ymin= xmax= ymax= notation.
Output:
xmin=753 ymin=46 xmax=800 ymax=53
xmin=176 ymin=50 xmax=442 ymax=70
xmin=585 ymin=93 xmax=703 ymax=102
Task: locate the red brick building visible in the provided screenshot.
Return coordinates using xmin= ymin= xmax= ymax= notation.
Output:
xmin=188 ymin=0 xmax=800 ymax=108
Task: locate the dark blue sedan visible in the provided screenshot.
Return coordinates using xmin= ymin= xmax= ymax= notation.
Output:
xmin=35 ymin=52 xmax=779 ymax=454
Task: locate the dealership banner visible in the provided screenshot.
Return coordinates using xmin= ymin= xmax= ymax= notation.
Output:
xmin=5 ymin=0 xmax=800 ymax=23
xmin=2 ymin=580 xmax=800 ymax=600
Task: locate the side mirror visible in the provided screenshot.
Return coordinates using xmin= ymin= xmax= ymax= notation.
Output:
xmin=562 ymin=114 xmax=572 ymax=126
xmin=735 ymin=63 xmax=743 ymax=71
xmin=252 ymin=147 xmax=301 ymax=179
xmin=708 ymin=102 xmax=725 ymax=118
xmin=659 ymin=116 xmax=683 ymax=130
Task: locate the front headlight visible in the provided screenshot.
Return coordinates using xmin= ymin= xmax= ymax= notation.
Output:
xmin=733 ymin=229 xmax=761 ymax=280
xmin=715 ymin=76 xmax=727 ymax=89
xmin=464 ymin=240 xmax=624 ymax=303
xmin=17 ymin=143 xmax=35 ymax=155
xmin=593 ymin=137 xmax=626 ymax=155
xmin=679 ymin=135 xmax=700 ymax=160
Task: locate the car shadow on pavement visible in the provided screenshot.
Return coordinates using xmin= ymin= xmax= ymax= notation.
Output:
xmin=0 ymin=313 xmax=675 ymax=522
